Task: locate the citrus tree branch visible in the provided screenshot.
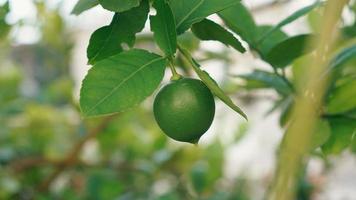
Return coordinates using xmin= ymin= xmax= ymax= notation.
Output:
xmin=8 ymin=157 xmax=61 ymax=172
xmin=37 ymin=115 xmax=117 ymax=192
xmin=268 ymin=0 xmax=350 ymax=199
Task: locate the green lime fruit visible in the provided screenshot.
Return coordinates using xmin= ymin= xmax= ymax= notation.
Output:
xmin=153 ymin=78 xmax=215 ymax=143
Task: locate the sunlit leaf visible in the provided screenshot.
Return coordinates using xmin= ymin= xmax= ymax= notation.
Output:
xmin=87 ymin=0 xmax=149 ymax=64
xmin=99 ymin=0 xmax=141 ymax=12
xmin=218 ymin=2 xmax=258 ymax=45
xmin=192 ymin=19 xmax=245 ymax=53
xmin=169 ymin=0 xmax=238 ymax=34
xmin=150 ymin=0 xmax=177 ymax=56
xmin=71 ymin=0 xmax=99 ymax=15
xmin=80 ymin=49 xmax=167 ymax=117
xmin=178 ymin=46 xmax=247 ymax=119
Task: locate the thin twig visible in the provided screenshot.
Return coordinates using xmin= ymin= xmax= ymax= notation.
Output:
xmin=8 ymin=157 xmax=60 ymax=172
xmin=37 ymin=115 xmax=117 ymax=192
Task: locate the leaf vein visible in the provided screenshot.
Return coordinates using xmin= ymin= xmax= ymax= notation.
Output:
xmin=85 ymin=56 xmax=165 ymax=115
xmin=176 ymin=0 xmax=204 ymax=28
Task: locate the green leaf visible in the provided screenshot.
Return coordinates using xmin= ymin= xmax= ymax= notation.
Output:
xmin=326 ymin=79 xmax=356 ymax=114
xmin=191 ymin=19 xmax=245 ymax=53
xmin=80 ymin=49 xmax=167 ymax=117
xmin=265 ymin=34 xmax=314 ymax=68
xmin=0 ymin=1 xmax=9 ymax=17
xmin=98 ymin=0 xmax=141 ymax=12
xmin=342 ymin=24 xmax=356 ymax=39
xmin=178 ymin=45 xmax=247 ymax=120
xmin=0 ymin=1 xmax=10 ymax=40
xmin=322 ymin=117 xmax=356 ymax=155
xmin=190 ymin=161 xmax=208 ymax=194
xmin=169 ymin=0 xmax=239 ymax=34
xmin=177 ymin=32 xmax=200 ymax=51
xmin=258 ymin=1 xmax=322 ymax=42
xmin=0 ymin=20 xmax=10 ymax=41
xmin=71 ymin=0 xmax=99 ymax=15
xmin=218 ymin=2 xmax=258 ymax=45
xmin=86 ymin=170 xmax=123 ymax=199
xmin=87 ymin=0 xmax=149 ymax=64
xmin=197 ymin=69 xmax=247 ymax=120
xmin=279 ymin=97 xmax=293 ymax=127
xmin=329 ymin=45 xmax=356 ymax=71
xmin=238 ymin=70 xmax=292 ymax=95
xmin=150 ymin=0 xmax=177 ymax=57
xmin=255 ymin=25 xmax=288 ymax=57
xmin=310 ymin=120 xmax=331 ymax=150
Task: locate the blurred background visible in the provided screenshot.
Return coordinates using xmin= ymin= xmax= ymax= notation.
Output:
xmin=0 ymin=0 xmax=355 ymax=199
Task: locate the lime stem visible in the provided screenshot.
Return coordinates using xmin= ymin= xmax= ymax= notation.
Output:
xmin=168 ymin=58 xmax=182 ymax=81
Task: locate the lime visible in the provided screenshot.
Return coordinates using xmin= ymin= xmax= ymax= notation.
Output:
xmin=153 ymin=78 xmax=215 ymax=143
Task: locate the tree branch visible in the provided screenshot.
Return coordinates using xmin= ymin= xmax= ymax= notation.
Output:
xmin=37 ymin=115 xmax=117 ymax=192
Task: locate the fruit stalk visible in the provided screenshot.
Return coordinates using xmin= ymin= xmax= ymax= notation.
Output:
xmin=168 ymin=57 xmax=182 ymax=80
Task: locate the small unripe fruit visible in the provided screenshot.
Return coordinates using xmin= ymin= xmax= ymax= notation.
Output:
xmin=153 ymin=78 xmax=215 ymax=143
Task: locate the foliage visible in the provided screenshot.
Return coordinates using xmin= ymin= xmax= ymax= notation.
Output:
xmin=0 ymin=0 xmax=355 ymax=199
xmin=76 ymin=0 xmax=355 ymax=156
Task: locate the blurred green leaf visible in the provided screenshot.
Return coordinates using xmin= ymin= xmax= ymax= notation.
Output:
xmin=322 ymin=117 xmax=356 ymax=155
xmin=329 ymin=44 xmax=356 ymax=71
xmin=238 ymin=70 xmax=292 ymax=95
xmin=86 ymin=170 xmax=123 ymax=200
xmin=258 ymin=1 xmax=322 ymax=42
xmin=351 ymin=130 xmax=356 ymax=153
xmin=98 ymin=0 xmax=141 ymax=12
xmin=0 ymin=1 xmax=10 ymax=41
xmin=192 ymin=19 xmax=245 ymax=53
xmin=0 ymin=66 xmax=22 ymax=104
xmin=157 ymin=193 xmax=180 ymax=200
xmin=177 ymin=32 xmax=200 ymax=52
xmin=342 ymin=24 xmax=356 ymax=39
xmin=326 ymin=79 xmax=356 ymax=114
xmin=307 ymin=6 xmax=323 ymax=32
xmin=256 ymin=25 xmax=288 ymax=57
xmin=233 ymin=122 xmax=249 ymax=144
xmin=265 ymin=34 xmax=314 ymax=68
xmin=190 ymin=161 xmax=208 ymax=194
xmin=279 ymin=97 xmax=294 ymax=127
xmin=204 ymin=142 xmax=224 ymax=185
xmin=71 ymin=0 xmax=99 ymax=15
xmin=310 ymin=120 xmax=331 ymax=150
